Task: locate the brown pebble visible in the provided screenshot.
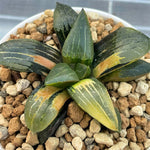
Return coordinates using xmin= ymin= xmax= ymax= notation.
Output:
xmin=146 ymin=102 xmax=150 ymax=115
xmin=0 ymin=67 xmax=11 ymax=81
xmin=67 ymin=101 xmax=84 ymax=123
xmin=11 ymin=70 xmax=21 ymax=82
xmin=128 ymin=96 xmax=140 ymax=108
xmin=80 ymin=113 xmax=91 ymax=129
xmin=27 ymin=72 xmax=40 ymax=83
xmin=117 ymin=97 xmax=129 ymax=112
xmin=110 ymin=91 xmax=119 ymax=98
xmin=20 ymin=126 xmax=28 ymax=135
xmin=20 ymin=72 xmax=28 ymax=79
xmin=120 ymin=113 xmax=129 ymax=129
xmin=31 ymin=31 xmax=43 ymax=41
xmin=2 ymin=104 xmax=14 ymax=118
xmin=47 ymin=23 xmax=53 ymax=34
xmin=0 ymin=135 xmax=15 ymax=148
xmin=64 ymin=117 xmax=73 ymax=127
xmin=143 ymin=121 xmax=150 ymax=132
xmin=139 ymin=95 xmax=147 ymax=104
xmin=12 ymin=137 xmax=23 ymax=147
xmin=8 ymin=117 xmax=21 ymax=135
xmin=130 ymin=118 xmax=136 ymax=128
xmin=22 ymin=86 xmax=32 ymax=97
xmin=105 ymin=82 xmax=113 ymax=90
xmin=12 ymin=105 xmax=25 ymax=117
xmin=33 ymin=19 xmax=43 ymax=26
xmin=98 ymin=144 xmax=105 ymax=150
xmin=127 ymin=128 xmax=137 ymax=142
xmin=136 ymin=129 xmax=146 ymax=142
xmin=104 ymin=18 xmax=114 ymax=26
xmin=129 ymin=81 xmax=136 ymax=93
xmin=134 ymin=116 xmax=147 ymax=127
xmin=17 ymin=28 xmax=25 ymax=34
xmin=93 ymin=145 xmax=99 ymax=150
xmin=137 ymin=143 xmax=144 ymax=150
xmin=36 ymin=144 xmax=44 ymax=150
xmin=64 ymin=133 xmax=72 ymax=142
xmin=5 ymin=96 xmax=14 ymax=105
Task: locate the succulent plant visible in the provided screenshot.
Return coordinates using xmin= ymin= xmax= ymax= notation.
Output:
xmin=0 ymin=2 xmax=150 ymax=139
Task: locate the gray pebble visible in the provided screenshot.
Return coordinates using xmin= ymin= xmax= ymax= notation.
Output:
xmin=85 ymin=138 xmax=94 ymax=145
xmin=0 ymin=126 xmax=8 ymax=140
xmin=37 ymin=23 xmax=47 ymax=34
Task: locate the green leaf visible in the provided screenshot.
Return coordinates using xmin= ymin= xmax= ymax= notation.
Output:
xmin=75 ymin=63 xmax=91 ymax=79
xmin=0 ymin=39 xmax=61 ymax=76
xmin=114 ymin=107 xmax=121 ymax=132
xmin=101 ymin=59 xmax=150 ymax=82
xmin=93 ymin=27 xmax=150 ymax=78
xmin=25 ymin=85 xmax=70 ymax=133
xmin=54 ymin=2 xmax=78 ymax=47
xmin=62 ymin=9 xmax=94 ymax=66
xmin=44 ymin=63 xmax=79 ymax=88
xmin=67 ymin=78 xmax=120 ymax=131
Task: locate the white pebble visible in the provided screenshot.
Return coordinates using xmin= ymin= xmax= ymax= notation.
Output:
xmin=147 ymin=73 xmax=150 ymax=79
xmin=26 ymin=131 xmax=39 ymax=146
xmin=59 ymin=137 xmax=67 ymax=148
xmin=136 ymin=80 xmax=149 ymax=94
xmin=5 ymin=143 xmax=15 ymax=150
xmin=22 ymin=143 xmax=34 ymax=150
xmin=130 ymin=106 xmax=143 ymax=116
xmin=136 ymin=75 xmax=147 ymax=81
xmin=45 ymin=137 xmax=59 ymax=150
xmin=123 ymin=108 xmax=130 ymax=118
xmin=55 ymin=124 xmax=68 ymax=137
xmin=105 ymin=24 xmax=112 ymax=31
xmin=6 ymin=85 xmax=18 ymax=96
xmin=141 ymin=104 xmax=146 ymax=111
xmin=86 ymin=12 xmax=100 ymax=20
xmin=16 ymin=133 xmax=26 ymax=139
xmin=0 ymin=114 xmax=8 ymax=127
xmin=25 ymin=23 xmax=36 ymax=32
xmin=94 ymin=133 xmax=113 ymax=147
xmin=128 ymin=93 xmax=140 ymax=100
xmin=146 ymin=88 xmax=150 ymax=101
xmin=113 ymin=82 xmax=119 ymax=91
xmin=144 ymin=139 xmax=150 ymax=149
xmin=72 ymin=137 xmax=83 ymax=150
xmin=130 ymin=142 xmax=141 ymax=150
xmin=20 ymin=114 xmax=26 ymax=127
xmin=63 ymin=143 xmax=74 ymax=150
xmin=89 ymin=119 xmax=101 ymax=134
xmin=92 ymin=31 xmax=97 ymax=43
xmin=69 ymin=124 xmax=86 ymax=140
xmin=108 ymin=141 xmax=127 ymax=150
xmin=118 ymin=82 xmax=132 ymax=97
xmin=16 ymin=79 xmax=30 ymax=92
xmin=86 ymin=129 xmax=93 ymax=138
xmin=0 ymin=126 xmax=8 ymax=140
xmin=2 ymin=81 xmax=14 ymax=90
xmin=0 ymin=96 xmax=4 ymax=105
xmin=120 ymin=129 xmax=127 ymax=138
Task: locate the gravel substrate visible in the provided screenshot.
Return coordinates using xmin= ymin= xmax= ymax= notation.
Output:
xmin=0 ymin=9 xmax=150 ymax=150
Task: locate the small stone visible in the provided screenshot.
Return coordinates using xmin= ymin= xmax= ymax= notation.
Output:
xmin=140 ymin=95 xmax=147 ymax=104
xmin=123 ymin=108 xmax=130 ymax=118
xmin=136 ymin=75 xmax=147 ymax=81
xmin=44 ymin=9 xmax=53 ymax=17
xmin=130 ymin=142 xmax=141 ymax=150
xmin=146 ymin=102 xmax=150 ymax=115
xmin=11 ymin=70 xmax=21 ymax=81
xmin=127 ymin=128 xmax=137 ymax=142
xmin=31 ymin=31 xmax=44 ymax=41
xmin=87 ymin=144 xmax=95 ymax=150
xmin=59 ymin=137 xmax=67 ymax=148
xmin=22 ymin=143 xmax=34 ymax=150
xmin=26 ymin=131 xmax=39 ymax=146
xmin=20 ymin=114 xmax=26 ymax=126
xmin=108 ymin=141 xmax=128 ymax=150
xmin=80 ymin=113 xmax=91 ymax=129
xmin=136 ymin=129 xmax=146 ymax=142
xmin=16 ymin=148 xmax=23 ymax=150
xmin=32 ymin=81 xmax=41 ymax=89
xmin=120 ymin=129 xmax=127 ymax=138
xmin=94 ymin=133 xmax=113 ymax=147
xmin=22 ymin=86 xmax=32 ymax=97
xmin=130 ymin=106 xmax=143 ymax=116
xmin=92 ymin=31 xmax=97 ymax=43
xmin=25 ymin=23 xmax=37 ymax=32
xmin=136 ymin=81 xmax=149 ymax=94
xmin=20 ymin=126 xmax=28 ymax=135
xmin=146 ymin=88 xmax=150 ymax=101
xmin=0 ymin=114 xmax=8 ymax=127
xmin=12 ymin=137 xmax=23 ymax=147
xmin=63 ymin=143 xmax=74 ymax=150
xmin=5 ymin=143 xmax=15 ymax=150
xmin=5 ymin=96 xmax=14 ymax=105
xmin=144 ymin=139 xmax=150 ymax=149
xmin=86 ymin=129 xmax=93 ymax=138
xmin=85 ymin=137 xmax=94 ymax=145
xmin=112 ymin=82 xmax=119 ymax=91
xmin=27 ymin=72 xmax=40 ymax=83
xmin=16 ymin=133 xmax=26 ymax=139
xmin=128 ymin=96 xmax=140 ymax=108
xmin=12 ymin=104 xmax=25 ymax=117
xmin=0 ymin=67 xmax=11 ymax=81
xmin=120 ymin=113 xmax=130 ymax=129
xmin=16 ymin=79 xmax=30 ymax=92
xmin=117 ymin=97 xmax=129 ymax=112
xmin=87 ymin=12 xmax=100 ymax=20
xmin=67 ymin=102 xmax=84 ymax=123
xmin=2 ymin=104 xmax=13 ymax=118
xmin=20 ymin=72 xmax=28 ymax=79
xmin=134 ymin=116 xmax=147 ymax=126
xmin=45 ymin=137 xmax=59 ymax=150
xmin=8 ymin=117 xmax=21 ymax=135
xmin=118 ymin=82 xmax=132 ymax=97
xmin=64 ymin=117 xmax=73 ymax=127
xmin=36 ymin=145 xmax=44 ymax=150
xmin=72 ymin=137 xmax=83 ymax=150
xmin=55 ymin=124 xmax=68 ymax=137
xmin=105 ymin=24 xmax=112 ymax=31
xmin=130 ymin=118 xmax=136 ymax=128
xmin=65 ymin=133 xmax=72 ymax=142
xmin=0 ymin=126 xmax=8 ymax=140
xmin=113 ymin=132 xmax=119 ymax=139
xmin=0 ymin=96 xmax=4 ymax=105
xmin=89 ymin=119 xmax=101 ymax=134
xmin=69 ymin=124 xmax=86 ymax=140
xmin=6 ymin=85 xmax=18 ymax=96
xmin=141 ymin=104 xmax=146 ymax=111
xmin=148 ymin=131 xmax=150 ymax=137
xmin=37 ymin=23 xmax=47 ymax=34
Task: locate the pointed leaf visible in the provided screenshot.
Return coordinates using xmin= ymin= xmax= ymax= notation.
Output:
xmin=54 ymin=2 xmax=78 ymax=46
xmin=25 ymin=85 xmax=70 ymax=133
xmin=93 ymin=27 xmax=150 ymax=78
xmin=101 ymin=59 xmax=150 ymax=82
xmin=75 ymin=63 xmax=91 ymax=79
xmin=114 ymin=107 xmax=121 ymax=132
xmin=0 ymin=39 xmax=61 ymax=76
xmin=62 ymin=9 xmax=94 ymax=66
xmin=44 ymin=63 xmax=79 ymax=88
xmin=67 ymin=78 xmax=120 ymax=131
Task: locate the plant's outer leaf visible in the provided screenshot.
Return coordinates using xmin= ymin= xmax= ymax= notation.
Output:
xmin=101 ymin=59 xmax=150 ymax=82
xmin=44 ymin=63 xmax=79 ymax=88
xmin=62 ymin=9 xmax=94 ymax=66
xmin=75 ymin=63 xmax=91 ymax=79
xmin=0 ymin=39 xmax=61 ymax=76
xmin=93 ymin=27 xmax=150 ymax=78
xmin=67 ymin=78 xmax=119 ymax=131
xmin=114 ymin=107 xmax=121 ymax=132
xmin=37 ymin=99 xmax=72 ymax=144
xmin=54 ymin=2 xmax=78 ymax=47
xmin=25 ymin=85 xmax=70 ymax=133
